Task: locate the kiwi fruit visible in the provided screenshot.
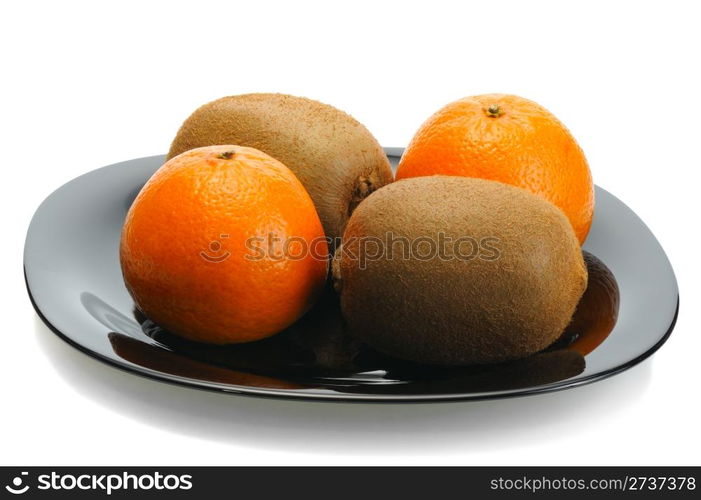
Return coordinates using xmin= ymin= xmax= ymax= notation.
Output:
xmin=332 ymin=176 xmax=588 ymax=366
xmin=168 ymin=93 xmax=393 ymax=244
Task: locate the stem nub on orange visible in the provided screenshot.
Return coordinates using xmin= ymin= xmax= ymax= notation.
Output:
xmin=120 ymin=145 xmax=329 ymax=344
xmin=396 ymin=94 xmax=594 ymax=243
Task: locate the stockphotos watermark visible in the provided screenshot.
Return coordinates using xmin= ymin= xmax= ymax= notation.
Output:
xmin=200 ymin=232 xmax=501 ymax=269
xmin=4 ymin=470 xmax=192 ymax=495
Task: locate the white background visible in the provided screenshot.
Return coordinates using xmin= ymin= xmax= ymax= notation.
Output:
xmin=2 ymin=0 xmax=700 ymax=465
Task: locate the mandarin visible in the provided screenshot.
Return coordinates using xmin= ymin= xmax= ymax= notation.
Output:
xmin=120 ymin=145 xmax=328 ymax=344
xmin=396 ymin=94 xmax=594 ymax=243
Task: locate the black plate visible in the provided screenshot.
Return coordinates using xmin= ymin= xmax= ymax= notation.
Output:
xmin=24 ymin=148 xmax=679 ymax=402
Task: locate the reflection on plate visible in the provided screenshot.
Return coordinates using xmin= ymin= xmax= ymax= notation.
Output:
xmin=110 ymin=251 xmax=615 ymax=396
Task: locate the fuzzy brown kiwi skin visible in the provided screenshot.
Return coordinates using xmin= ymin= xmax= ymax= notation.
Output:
xmin=168 ymin=93 xmax=393 ymax=245
xmin=335 ymin=176 xmax=588 ymax=366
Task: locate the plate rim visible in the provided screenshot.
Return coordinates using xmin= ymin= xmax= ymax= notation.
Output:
xmin=24 ymin=152 xmax=680 ymax=403
xmin=28 ymin=280 xmax=679 ymax=403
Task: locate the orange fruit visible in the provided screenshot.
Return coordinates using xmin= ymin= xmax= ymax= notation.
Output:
xmin=396 ymin=94 xmax=594 ymax=243
xmin=120 ymin=145 xmax=329 ymax=344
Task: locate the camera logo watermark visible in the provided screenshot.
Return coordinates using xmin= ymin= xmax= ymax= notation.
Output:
xmin=200 ymin=234 xmax=230 ymax=263
xmin=197 ymin=232 xmax=501 ymax=268
xmin=5 ymin=472 xmax=29 ymax=495
xmin=4 ymin=471 xmax=193 ymax=496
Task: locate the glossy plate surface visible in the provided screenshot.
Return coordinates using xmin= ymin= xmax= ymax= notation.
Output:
xmin=24 ymin=149 xmax=679 ymax=401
